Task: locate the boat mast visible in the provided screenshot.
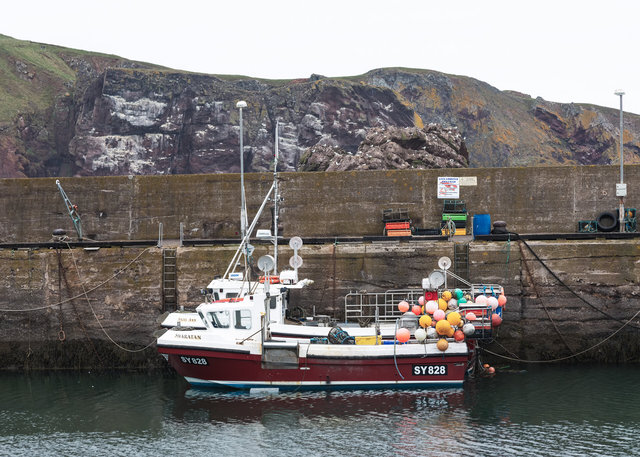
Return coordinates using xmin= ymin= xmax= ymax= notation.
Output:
xmin=273 ymin=121 xmax=280 ymax=275
xmin=236 ymin=101 xmax=249 ymax=277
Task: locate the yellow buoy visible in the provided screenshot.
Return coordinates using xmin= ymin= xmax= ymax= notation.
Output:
xmin=435 ymin=319 xmax=452 ymax=336
xmin=438 ymin=298 xmax=448 ymax=311
xmin=446 ymin=311 xmax=461 ymax=327
xmin=442 ymin=290 xmax=452 ymax=301
xmin=419 ymin=314 xmax=432 ymax=328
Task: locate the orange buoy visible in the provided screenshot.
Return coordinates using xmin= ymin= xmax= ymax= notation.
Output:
xmin=436 ymin=339 xmax=449 ymax=351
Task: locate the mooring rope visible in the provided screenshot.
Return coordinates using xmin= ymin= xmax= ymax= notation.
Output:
xmin=483 ymin=307 xmax=640 ymax=363
xmin=63 ymin=242 xmax=156 ymax=353
xmin=518 ymin=241 xmax=577 ymax=356
xmin=0 ymin=247 xmax=151 ymax=313
xmin=511 ymin=232 xmax=640 ymax=331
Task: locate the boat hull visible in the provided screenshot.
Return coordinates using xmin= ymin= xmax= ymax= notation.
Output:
xmin=158 ymin=344 xmax=469 ymax=390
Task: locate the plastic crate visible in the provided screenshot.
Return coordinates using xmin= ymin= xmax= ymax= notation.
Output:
xmin=442 ymin=200 xmax=467 ymax=213
xmin=387 ymin=229 xmax=412 ymax=237
xmin=442 ymin=213 xmax=468 ymax=222
xmin=578 ymin=220 xmax=597 ymax=233
xmin=382 ymin=208 xmax=409 ymax=222
xmin=625 ymin=217 xmax=637 ymax=232
xmin=441 ymin=220 xmax=467 ymax=229
xmin=385 ymin=221 xmax=411 ymax=230
xmin=441 ymin=227 xmax=467 ymax=236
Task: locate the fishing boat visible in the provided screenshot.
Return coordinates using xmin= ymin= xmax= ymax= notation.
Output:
xmin=156 ymin=118 xmax=505 ymax=391
xmin=156 ymin=259 xmax=504 ymax=390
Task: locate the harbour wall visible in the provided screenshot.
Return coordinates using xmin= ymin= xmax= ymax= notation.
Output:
xmin=0 ymin=238 xmax=639 ymax=369
xmin=1 ymin=164 xmax=639 ymax=243
xmin=0 ymin=165 xmax=639 ymax=369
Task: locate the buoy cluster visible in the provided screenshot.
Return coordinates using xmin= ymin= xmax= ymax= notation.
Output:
xmin=395 ymin=288 xmax=507 ymax=351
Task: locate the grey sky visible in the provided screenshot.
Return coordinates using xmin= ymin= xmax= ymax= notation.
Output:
xmin=3 ymin=0 xmax=638 ymax=114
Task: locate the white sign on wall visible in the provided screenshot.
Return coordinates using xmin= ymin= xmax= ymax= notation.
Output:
xmin=437 ymin=177 xmax=460 ymax=199
xmin=459 ymin=176 xmax=477 ymax=186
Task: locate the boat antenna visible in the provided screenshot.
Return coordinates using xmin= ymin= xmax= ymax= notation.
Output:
xmin=273 ymin=121 xmax=280 ymax=275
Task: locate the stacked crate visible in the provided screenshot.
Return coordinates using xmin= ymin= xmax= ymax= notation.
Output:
xmin=383 ymin=209 xmax=412 ymax=237
xmin=625 ymin=208 xmax=637 ymax=232
xmin=441 ymin=200 xmax=468 ymax=236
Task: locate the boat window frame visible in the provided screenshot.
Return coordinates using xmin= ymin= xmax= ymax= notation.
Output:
xmin=208 ymin=309 xmax=230 ymax=328
xmin=198 ymin=311 xmax=209 ymax=329
xmin=234 ymin=309 xmax=252 ymax=330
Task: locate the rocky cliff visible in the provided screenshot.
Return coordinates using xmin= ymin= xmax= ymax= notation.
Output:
xmin=1 ymin=34 xmax=640 ymax=178
xmin=299 ymin=124 xmax=468 ymax=171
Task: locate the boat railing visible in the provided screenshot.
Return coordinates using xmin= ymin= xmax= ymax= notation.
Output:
xmin=344 ymin=285 xmax=505 ymax=339
xmin=344 ymin=289 xmax=423 ymax=323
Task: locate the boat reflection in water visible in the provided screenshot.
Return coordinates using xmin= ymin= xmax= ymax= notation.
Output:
xmin=173 ymin=386 xmax=467 ymax=424
xmin=3 ymin=366 xmax=640 ymax=457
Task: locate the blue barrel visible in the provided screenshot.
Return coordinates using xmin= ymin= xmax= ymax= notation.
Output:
xmin=473 ymin=214 xmax=491 ymax=237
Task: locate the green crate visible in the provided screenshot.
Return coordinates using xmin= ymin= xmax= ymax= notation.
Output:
xmin=442 ymin=213 xmax=468 ymax=221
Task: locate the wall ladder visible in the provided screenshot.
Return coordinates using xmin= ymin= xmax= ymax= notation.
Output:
xmin=162 ymin=248 xmax=177 ymax=312
xmin=453 ymin=242 xmax=469 ymax=288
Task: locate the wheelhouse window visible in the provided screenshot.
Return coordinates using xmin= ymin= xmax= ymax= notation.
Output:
xmin=234 ymin=309 xmax=252 ymax=330
xmin=198 ymin=311 xmax=209 ymax=329
xmin=208 ymin=310 xmax=230 ymax=328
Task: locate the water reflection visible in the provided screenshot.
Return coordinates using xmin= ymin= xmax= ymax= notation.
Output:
xmin=174 ymin=387 xmax=466 ymax=424
xmin=1 ymin=365 xmax=639 ymax=457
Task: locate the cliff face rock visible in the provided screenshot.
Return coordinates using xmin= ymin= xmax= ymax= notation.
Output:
xmin=67 ymin=69 xmax=416 ymax=176
xmin=1 ymin=34 xmax=640 ymax=178
xmin=361 ymin=68 xmax=640 ymax=168
xmin=299 ymin=124 xmax=467 ymax=171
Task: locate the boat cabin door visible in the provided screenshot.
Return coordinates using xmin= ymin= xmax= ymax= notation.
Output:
xmin=261 ymin=341 xmax=299 ymax=369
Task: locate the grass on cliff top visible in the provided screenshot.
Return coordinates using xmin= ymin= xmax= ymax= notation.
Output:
xmin=0 ymin=34 xmax=165 ymax=123
xmin=0 ymin=35 xmax=75 ymax=121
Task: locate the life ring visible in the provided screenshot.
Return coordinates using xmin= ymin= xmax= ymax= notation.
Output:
xmin=259 ymin=275 xmax=280 ymax=284
xmin=213 ymin=297 xmax=243 ymax=303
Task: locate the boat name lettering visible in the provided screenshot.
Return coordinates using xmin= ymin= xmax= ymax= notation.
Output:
xmin=180 ymin=356 xmax=208 ymax=365
xmin=175 ymin=334 xmax=201 ymax=340
xmin=412 ymin=364 xmax=447 ymax=376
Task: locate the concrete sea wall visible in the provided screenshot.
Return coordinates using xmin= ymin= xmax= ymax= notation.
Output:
xmin=1 ymin=164 xmax=638 ymax=242
xmin=0 ymin=165 xmax=639 ymax=369
xmin=1 ymin=238 xmax=639 ymax=369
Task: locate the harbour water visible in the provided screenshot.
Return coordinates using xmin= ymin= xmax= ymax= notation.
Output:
xmin=1 ymin=365 xmax=638 ymax=456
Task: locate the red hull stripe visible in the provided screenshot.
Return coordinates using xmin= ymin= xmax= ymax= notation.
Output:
xmin=160 ymin=347 xmax=468 ymax=388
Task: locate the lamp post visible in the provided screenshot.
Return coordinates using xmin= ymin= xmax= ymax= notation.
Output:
xmin=236 ymin=100 xmax=248 ymax=240
xmin=614 ymin=90 xmax=626 ymax=232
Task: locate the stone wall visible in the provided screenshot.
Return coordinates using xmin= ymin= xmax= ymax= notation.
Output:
xmin=1 ymin=236 xmax=639 ymax=369
xmin=0 ymin=165 xmax=638 ymax=243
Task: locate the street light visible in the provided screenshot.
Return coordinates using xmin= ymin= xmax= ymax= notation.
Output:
xmin=236 ymin=100 xmax=248 ymax=240
xmin=614 ymin=90 xmax=626 ymax=232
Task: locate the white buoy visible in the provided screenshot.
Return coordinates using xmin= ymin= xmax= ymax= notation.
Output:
xmin=462 ymin=323 xmax=475 ymax=336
